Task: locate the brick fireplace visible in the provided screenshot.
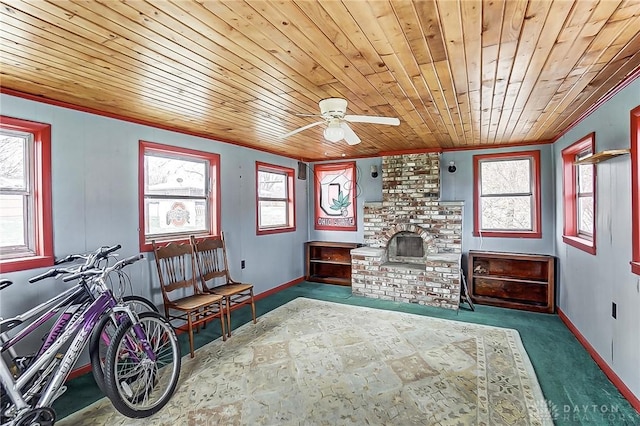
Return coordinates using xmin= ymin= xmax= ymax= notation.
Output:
xmin=351 ymin=153 xmax=463 ymax=309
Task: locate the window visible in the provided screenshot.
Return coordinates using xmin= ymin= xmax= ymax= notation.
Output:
xmin=562 ymin=133 xmax=596 ymax=254
xmin=139 ymin=141 xmax=219 ymax=251
xmin=0 ymin=116 xmax=53 ymax=272
xmin=631 ymin=106 xmax=640 ymax=274
xmin=256 ymin=162 xmax=295 ymax=235
xmin=473 ymin=150 xmax=541 ymax=238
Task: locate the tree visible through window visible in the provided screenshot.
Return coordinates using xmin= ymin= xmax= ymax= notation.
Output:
xmin=0 ymin=116 xmax=53 ymax=272
xmin=473 ymin=151 xmax=541 ymax=238
xmin=256 ymin=162 xmax=295 ymax=235
xmin=562 ymin=133 xmax=596 ymax=254
xmin=139 ymin=141 xmax=219 ymax=251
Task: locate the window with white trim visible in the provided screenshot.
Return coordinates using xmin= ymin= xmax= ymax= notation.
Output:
xmin=139 ymin=141 xmax=219 ymax=250
xmin=256 ymin=162 xmax=295 ymax=235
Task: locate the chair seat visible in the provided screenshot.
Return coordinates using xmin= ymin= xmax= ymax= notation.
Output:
xmin=210 ymin=283 xmax=253 ymax=296
xmin=170 ymin=293 xmax=224 ymax=311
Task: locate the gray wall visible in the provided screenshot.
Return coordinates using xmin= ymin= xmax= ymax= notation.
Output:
xmin=552 ymin=79 xmax=640 ymax=399
xmin=441 ymin=145 xmax=556 ymax=256
xmin=0 ymin=93 xmax=309 ymax=355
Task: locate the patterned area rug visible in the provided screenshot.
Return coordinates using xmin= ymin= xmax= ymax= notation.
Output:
xmin=59 ymin=298 xmax=552 ymax=425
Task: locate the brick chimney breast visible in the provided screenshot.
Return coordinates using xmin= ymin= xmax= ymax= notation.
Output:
xmin=353 ymin=153 xmax=463 ymax=310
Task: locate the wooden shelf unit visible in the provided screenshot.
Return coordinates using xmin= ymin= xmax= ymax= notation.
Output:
xmin=468 ymin=251 xmax=555 ymax=313
xmin=305 ymin=241 xmax=360 ymax=286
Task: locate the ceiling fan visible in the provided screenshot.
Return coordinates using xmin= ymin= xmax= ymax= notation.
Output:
xmin=280 ymin=98 xmax=400 ymax=145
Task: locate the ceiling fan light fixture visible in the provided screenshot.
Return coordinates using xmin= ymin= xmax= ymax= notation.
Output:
xmin=323 ymin=122 xmax=344 ymax=142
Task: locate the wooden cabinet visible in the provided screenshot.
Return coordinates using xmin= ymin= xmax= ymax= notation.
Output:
xmin=305 ymin=241 xmax=360 ymax=286
xmin=468 ymin=251 xmax=555 ymax=313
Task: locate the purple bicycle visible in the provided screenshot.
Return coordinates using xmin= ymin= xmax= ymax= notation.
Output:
xmin=0 ymin=245 xmax=181 ymax=425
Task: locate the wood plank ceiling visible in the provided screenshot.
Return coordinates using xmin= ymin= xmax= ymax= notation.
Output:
xmin=1 ymin=0 xmax=639 ymax=161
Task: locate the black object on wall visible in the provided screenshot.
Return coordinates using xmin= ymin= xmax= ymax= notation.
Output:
xmin=298 ymin=161 xmax=307 ymax=180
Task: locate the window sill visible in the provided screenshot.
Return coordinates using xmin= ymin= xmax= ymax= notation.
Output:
xmin=563 ymin=235 xmax=596 ymax=255
xmin=473 ymin=230 xmax=542 ymax=239
xmin=257 ymin=226 xmax=296 ymax=236
xmin=0 ymin=255 xmax=55 ymax=273
xmin=632 ymin=261 xmax=640 ymax=276
xmin=140 ymin=234 xmax=216 ymax=252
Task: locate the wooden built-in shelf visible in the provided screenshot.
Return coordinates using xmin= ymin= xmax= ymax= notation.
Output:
xmin=468 ymin=251 xmax=555 ymax=313
xmin=305 ymin=241 xmax=361 ymax=286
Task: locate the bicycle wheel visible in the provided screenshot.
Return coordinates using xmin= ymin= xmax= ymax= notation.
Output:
xmin=89 ymin=295 xmax=158 ymax=393
xmin=103 ymin=311 xmax=181 ymax=418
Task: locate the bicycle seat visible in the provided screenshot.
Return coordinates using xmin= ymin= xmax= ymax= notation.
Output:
xmin=0 ymin=279 xmax=12 ymax=290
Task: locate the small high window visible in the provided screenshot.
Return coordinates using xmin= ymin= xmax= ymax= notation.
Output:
xmin=0 ymin=116 xmax=53 ymax=272
xmin=473 ymin=150 xmax=541 ymax=238
xmin=139 ymin=141 xmax=219 ymax=251
xmin=561 ymin=133 xmax=596 ymax=254
xmin=256 ymin=162 xmax=295 ymax=235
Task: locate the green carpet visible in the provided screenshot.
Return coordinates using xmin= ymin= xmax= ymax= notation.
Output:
xmin=54 ymin=281 xmax=640 ymax=425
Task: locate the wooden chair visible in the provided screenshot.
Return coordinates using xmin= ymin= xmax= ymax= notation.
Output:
xmin=190 ymin=233 xmax=256 ymax=337
xmin=152 ymin=240 xmax=226 ymax=358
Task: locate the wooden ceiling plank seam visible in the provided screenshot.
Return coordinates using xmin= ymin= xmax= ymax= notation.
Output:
xmin=402 ymin=1 xmax=465 ymax=146
xmin=369 ymin=2 xmax=457 ymax=143
xmin=78 ymin=0 xmax=322 ymax=141
xmin=433 ymin=0 xmax=470 ymax=144
xmin=493 ymin=0 xmax=554 ymax=144
xmin=139 ymin=1 xmax=337 ymax=135
xmin=528 ymin=11 xmax=640 ymax=140
xmin=420 ymin=62 xmax=461 ymax=145
xmin=72 ymin=2 xmax=320 ymax=123
xmin=15 ymin=0 xmax=274 ymax=113
xmin=144 ymin=1 xmax=316 ymax=98
xmin=374 ymin=2 xmax=444 ymax=133
xmin=460 ymin=0 xmax=482 ymax=145
xmin=549 ymin=51 xmax=640 ymax=138
xmin=187 ymin=0 xmax=337 ymax=100
xmin=208 ymin=1 xmax=338 ymax=86
xmin=487 ymin=0 xmax=527 ymax=145
xmin=292 ymin=0 xmax=376 ymax=76
xmin=0 ymin=2 xmax=260 ymax=110
xmin=480 ymin=0 xmax=506 ymax=145
xmin=0 ymin=25 xmax=245 ymax=115
xmin=83 ymin=0 xmax=293 ymax=100
xmin=546 ymin=34 xmax=640 ymax=136
xmin=396 ymin=1 xmax=453 ymax=138
xmin=0 ymin=40 xmax=224 ymax=119
xmin=501 ymin=0 xmax=576 ymax=143
xmin=411 ymin=0 xmax=462 ymax=141
xmin=520 ymin=0 xmax=619 ymax=139
xmin=247 ymin=0 xmax=387 ymax=109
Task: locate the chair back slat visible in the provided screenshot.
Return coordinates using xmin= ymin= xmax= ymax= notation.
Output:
xmin=191 ymin=234 xmax=232 ymax=291
xmin=152 ymin=241 xmax=198 ymax=303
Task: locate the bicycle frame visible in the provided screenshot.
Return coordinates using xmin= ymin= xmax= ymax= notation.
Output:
xmin=0 ymin=283 xmax=155 ymax=418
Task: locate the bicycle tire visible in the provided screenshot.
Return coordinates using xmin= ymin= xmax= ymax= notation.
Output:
xmin=103 ymin=311 xmax=181 ymax=418
xmin=89 ymin=295 xmax=158 ymax=393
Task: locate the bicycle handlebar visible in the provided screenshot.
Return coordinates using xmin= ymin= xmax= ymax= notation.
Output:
xmin=62 ymin=253 xmax=143 ymax=283
xmin=29 ymin=244 xmax=124 ymax=284
xmin=28 ymin=269 xmax=65 ymax=283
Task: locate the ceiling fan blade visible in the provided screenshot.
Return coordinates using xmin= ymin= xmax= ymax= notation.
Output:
xmin=280 ymin=121 xmax=324 ymax=139
xmin=344 ymin=115 xmax=400 ymax=126
xmin=341 ymin=122 xmax=361 ymax=145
